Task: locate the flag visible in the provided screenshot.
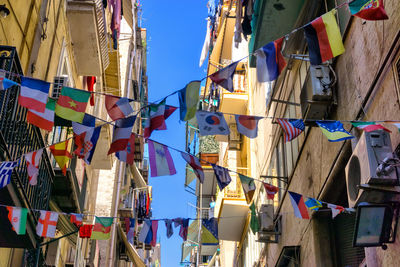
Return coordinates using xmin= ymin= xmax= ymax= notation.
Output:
xmin=72 ymin=114 xmax=101 ymax=164
xmin=196 ymin=110 xmax=230 ymax=136
xmin=148 ymin=140 xmax=176 ymax=177
xmin=263 ymin=183 xmax=279 ymax=200
xmin=138 ymin=220 xmax=153 ymax=244
xmin=55 ymin=87 xmax=91 ymax=123
xmin=351 ymin=121 xmax=391 ymax=133
xmin=235 ymin=115 xmax=262 ymax=138
xmin=327 ymin=203 xmax=345 ymax=218
xmin=316 ymin=121 xmax=354 ymax=142
xmin=239 ymin=174 xmax=256 ymax=202
xmin=125 ymin=218 xmax=135 ymax=244
xmin=79 ymin=224 xmax=93 ymax=238
xmin=209 ymin=61 xmax=239 ymax=92
xmin=348 ymin=0 xmax=388 ymax=21
xmin=6 ymin=206 xmax=28 ymax=235
xmin=105 ymin=95 xmax=134 ymax=121
xmin=180 ymin=152 xmax=204 ymax=183
xmin=19 ymin=77 xmax=50 ymax=112
xmin=255 ymin=37 xmax=287 ymax=82
xmin=165 ymin=219 xmax=173 ymax=238
xmin=305 ymin=198 xmax=323 ymax=211
xmin=0 ymin=161 xmax=17 ymax=188
xmin=276 ymin=118 xmax=305 ymax=142
xmin=0 ymin=77 xmax=18 ymax=90
xmin=108 ymin=116 xmax=136 ymax=155
xmin=202 ymin=217 xmax=218 ymax=242
xmin=384 ymin=121 xmax=400 ymax=132
xmin=211 ymin=164 xmax=232 ymax=190
xmin=36 ymin=210 xmax=58 ymax=238
xmin=179 ymin=218 xmax=189 ymax=241
xmin=288 ymin=191 xmax=310 ymax=219
xmin=91 ymin=217 xmax=113 ymax=240
xmin=116 ymin=133 xmax=136 ymax=165
xmin=144 ymin=100 xmax=177 ymax=138
xmin=25 ymin=149 xmax=43 ymax=186
xmin=70 ymin=213 xmax=83 ymax=227
xmin=304 ymin=10 xmax=345 ymax=65
xmin=27 ymin=98 xmax=56 ymax=131
xmin=151 ymin=220 xmax=159 ymax=247
xmin=250 ymin=203 xmax=260 ymax=234
xmin=49 ymin=140 xmax=72 ymax=175
xmin=178 ymin=81 xmax=201 ymax=121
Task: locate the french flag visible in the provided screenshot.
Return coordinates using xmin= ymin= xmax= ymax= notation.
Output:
xmin=19 ymin=77 xmax=50 ymax=113
xmin=108 ymin=116 xmax=136 ymax=155
xmin=105 ymin=95 xmax=134 ymax=121
xmin=288 ymin=191 xmax=310 ymax=219
xmin=255 ymin=37 xmax=286 ymax=82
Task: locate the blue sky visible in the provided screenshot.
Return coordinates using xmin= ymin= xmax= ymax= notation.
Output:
xmin=140 ymin=1 xmax=208 ymax=265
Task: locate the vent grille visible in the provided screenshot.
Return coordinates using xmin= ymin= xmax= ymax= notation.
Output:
xmin=52 ymin=76 xmax=68 ymax=98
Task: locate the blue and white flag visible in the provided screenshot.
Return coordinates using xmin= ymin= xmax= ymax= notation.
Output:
xmin=72 ymin=114 xmax=101 ymax=164
xmin=211 ymin=164 xmax=232 ymax=190
xmin=196 ymin=110 xmax=230 ymax=136
xmin=0 ymin=161 xmax=17 ymax=188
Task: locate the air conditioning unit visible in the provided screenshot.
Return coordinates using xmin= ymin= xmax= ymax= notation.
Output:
xmin=257 ymin=214 xmax=281 ymax=243
xmin=300 ymin=64 xmax=333 ymax=122
xmin=345 ymin=130 xmax=399 ymax=207
xmin=259 ymin=204 xmax=274 ymax=232
xmin=228 ymin=123 xmax=241 ymax=150
xmin=52 ymin=75 xmax=69 ymax=98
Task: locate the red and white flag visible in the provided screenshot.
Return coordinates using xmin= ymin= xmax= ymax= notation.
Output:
xmin=19 ymin=77 xmax=50 ymax=113
xmin=70 ymin=213 xmax=83 ymax=227
xmin=36 ymin=210 xmax=59 ymax=238
xmin=263 ymin=183 xmax=279 ymax=200
xmin=180 ymin=152 xmax=204 ymax=183
xmin=108 ymin=116 xmax=136 ymax=155
xmin=209 ymin=61 xmax=239 ymax=92
xmin=25 ymin=149 xmax=43 ymax=186
xmin=235 ymin=115 xmax=262 ymax=138
xmin=144 ymin=100 xmax=177 ymax=138
xmin=327 ymin=203 xmax=345 ymax=218
xmin=105 ymin=95 xmax=134 ymax=121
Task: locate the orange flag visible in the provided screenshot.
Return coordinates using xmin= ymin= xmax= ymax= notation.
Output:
xmin=50 ymin=140 xmax=72 ymax=175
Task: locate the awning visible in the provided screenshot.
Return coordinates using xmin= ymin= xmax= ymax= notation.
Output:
xmin=129 ymin=163 xmax=147 ymax=188
xmin=122 ymin=0 xmax=133 ymax=29
xmin=117 ymin=224 xmax=146 ymax=267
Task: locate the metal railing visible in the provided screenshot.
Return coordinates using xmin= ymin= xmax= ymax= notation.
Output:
xmin=0 ymin=46 xmax=54 ymax=213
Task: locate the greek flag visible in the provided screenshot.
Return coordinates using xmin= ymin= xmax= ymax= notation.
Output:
xmin=0 ymin=161 xmax=17 ymax=188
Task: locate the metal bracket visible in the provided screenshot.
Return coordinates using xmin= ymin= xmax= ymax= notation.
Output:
xmin=260 ymin=175 xmax=288 ymax=183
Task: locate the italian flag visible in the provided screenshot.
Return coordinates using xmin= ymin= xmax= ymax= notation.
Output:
xmin=55 ymin=87 xmax=90 ymax=123
xmin=27 ymin=98 xmax=56 ymax=131
xmin=351 ymin=121 xmax=391 ymax=133
xmin=6 ymin=206 xmax=28 ymax=235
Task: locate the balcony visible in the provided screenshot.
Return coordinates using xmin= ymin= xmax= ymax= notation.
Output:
xmin=219 ymin=71 xmax=248 ymax=117
xmin=119 ymin=187 xmax=134 ymax=218
xmin=66 ymin=0 xmax=109 ymax=76
xmin=0 ymin=46 xmax=54 ymax=250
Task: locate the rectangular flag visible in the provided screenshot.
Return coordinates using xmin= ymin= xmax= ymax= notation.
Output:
xmin=211 ymin=164 xmax=232 ymax=190
xmin=304 ymin=10 xmax=345 ymax=65
xmin=209 ymin=61 xmax=239 ymax=92
xmin=181 ymin=152 xmax=204 ymax=183
xmin=305 ymin=198 xmax=323 ymax=211
xmin=91 ymin=217 xmax=113 ymax=240
xmin=72 ymin=114 xmax=101 ymax=164
xmin=108 ymin=116 xmax=136 ymax=155
xmin=0 ymin=77 xmax=18 ymax=90
xmin=105 ymin=95 xmax=134 ymax=121
xmin=255 ymin=37 xmax=287 ymax=82
xmin=235 ymin=115 xmax=262 ymax=138
xmin=79 ymin=224 xmax=93 ymax=238
xmin=116 ymin=133 xmax=136 ymax=165
xmin=196 ymin=110 xmax=230 ymax=136
xmin=36 ymin=210 xmax=58 ymax=238
xmin=55 ymin=87 xmax=91 ymax=123
xmin=276 ymin=118 xmax=305 ymax=142
xmin=250 ymin=202 xmax=260 ymax=234
xmin=316 ymin=121 xmax=354 ymax=142
xmin=178 ymin=81 xmax=201 ymax=121
xmin=239 ymin=174 xmax=256 ymax=202
xmin=348 ymin=0 xmax=388 ymax=20
xmin=138 ymin=220 xmax=153 ymax=244
xmin=27 ymin=98 xmax=56 ymax=132
xmin=70 ymin=213 xmax=83 ymax=227
xmin=148 ymin=140 xmax=176 ymax=177
xmin=144 ymin=101 xmax=177 ymax=138
xmin=125 ymin=217 xmax=135 ymax=244
xmin=19 ymin=77 xmax=50 ymax=112
xmin=49 ymin=140 xmax=72 ymax=175
xmin=25 ymin=149 xmax=43 ymax=186
xmin=0 ymin=161 xmax=17 ymax=188
xmin=351 ymin=121 xmax=391 ymax=133
xmin=6 ymin=206 xmax=28 ymax=235
xmin=263 ymin=183 xmax=279 ymax=200
xmin=288 ymin=191 xmax=310 ymax=219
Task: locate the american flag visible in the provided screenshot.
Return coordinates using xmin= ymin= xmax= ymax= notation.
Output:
xmin=276 ymin=118 xmax=305 ymax=142
xmin=0 ymin=161 xmax=17 ymax=188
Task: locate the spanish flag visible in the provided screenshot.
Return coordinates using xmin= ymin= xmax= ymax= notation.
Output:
xmin=50 ymin=140 xmax=72 ymax=175
xmin=304 ymin=10 xmax=345 ymax=65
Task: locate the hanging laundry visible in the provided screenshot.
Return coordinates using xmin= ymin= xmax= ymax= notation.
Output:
xmin=148 ymin=140 xmax=176 ymax=177
xmin=108 ymin=116 xmax=136 ymax=155
xmin=255 ymin=37 xmax=286 ymax=82
xmin=178 ymin=81 xmax=201 ymax=121
xmin=316 ymin=121 xmax=354 ymax=142
xmin=36 ymin=210 xmax=59 ymax=238
xmin=0 ymin=161 xmax=17 ymax=189
xmin=25 ymin=149 xmax=43 ymax=186
xmin=348 ymin=0 xmax=388 ymax=21
xmin=234 ymin=0 xmax=243 ymax=47
xmin=179 ymin=218 xmax=189 ymax=241
xmin=165 ymin=219 xmax=173 ymax=238
xmin=199 ymin=19 xmax=212 ymax=67
xmin=196 ymin=110 xmax=230 ymax=136
xmin=19 ymin=76 xmax=50 ymax=113
xmin=27 ymin=98 xmax=56 ymax=132
xmin=235 ymin=115 xmax=262 ymax=138
xmin=151 ymin=220 xmax=158 ymax=247
xmin=79 ymin=224 xmax=94 ymax=238
xmin=288 ymin=191 xmax=310 ymax=219
xmin=6 ymin=206 xmax=28 ymax=235
xmin=86 ymin=76 xmax=96 ymax=106
xmin=55 ymin=87 xmax=91 ymax=123
xmin=241 ymin=0 xmax=255 ymax=36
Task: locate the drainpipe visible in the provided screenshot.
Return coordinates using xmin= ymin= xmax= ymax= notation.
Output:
xmin=196 ymin=182 xmax=203 ymax=266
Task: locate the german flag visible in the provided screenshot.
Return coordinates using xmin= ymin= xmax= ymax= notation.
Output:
xmin=304 ymin=10 xmax=345 ymax=65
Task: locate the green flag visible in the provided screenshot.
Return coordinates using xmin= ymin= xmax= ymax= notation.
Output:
xmin=91 ymin=217 xmax=113 ymax=240
xmin=250 ymin=202 xmax=260 ymax=234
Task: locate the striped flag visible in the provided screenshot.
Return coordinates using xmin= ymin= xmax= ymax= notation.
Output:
xmin=36 ymin=210 xmax=59 ymax=238
xmin=0 ymin=161 xmax=17 ymax=188
xmin=276 ymin=118 xmax=305 ymax=142
xmin=6 ymin=206 xmax=28 ymax=235
xmin=55 ymin=87 xmax=90 ymax=123
xmin=49 ymin=140 xmax=72 ymax=175
xmin=288 ymin=191 xmax=310 ymax=219
xmin=108 ymin=116 xmax=136 ymax=155
xmin=138 ymin=220 xmax=153 ymax=244
xmin=239 ymin=174 xmax=256 ymax=202
xmin=116 ymin=133 xmax=136 ymax=165
xmin=235 ymin=115 xmax=262 ymax=139
xmin=105 ymin=95 xmax=134 ymax=121
xmin=180 ymin=152 xmax=204 ymax=183
xmin=25 ymin=149 xmax=43 ymax=186
xmin=384 ymin=121 xmax=400 ymax=132
xmin=19 ymin=77 xmax=50 ymax=113
xmin=27 ymin=98 xmax=56 ymax=132
xmin=327 ymin=203 xmax=345 ymax=218
xmin=351 ymin=121 xmax=391 ymax=133
xmin=209 ymin=61 xmax=239 ymax=92
xmin=72 ymin=114 xmax=101 ymax=164
xmin=148 ymin=140 xmax=176 ymax=177
xmin=255 ymin=37 xmax=286 ymax=82
xmin=70 ymin=213 xmax=83 ymax=227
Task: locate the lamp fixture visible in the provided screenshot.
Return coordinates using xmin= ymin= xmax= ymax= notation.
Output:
xmin=0 ymin=4 xmax=10 ymax=18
